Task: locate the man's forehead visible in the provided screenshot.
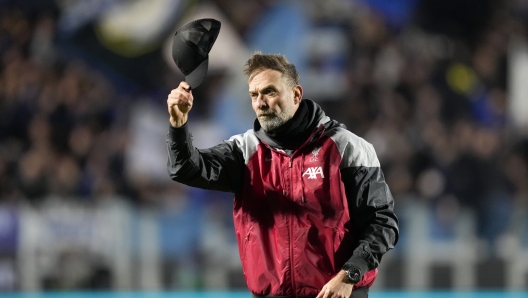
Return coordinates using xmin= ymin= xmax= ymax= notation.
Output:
xmin=248 ymin=69 xmax=282 ymax=88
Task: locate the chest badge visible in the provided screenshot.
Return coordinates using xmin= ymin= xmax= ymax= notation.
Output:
xmin=310 ymin=146 xmax=321 ymax=162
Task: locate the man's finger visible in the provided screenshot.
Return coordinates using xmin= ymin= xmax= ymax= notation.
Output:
xmin=180 ymin=81 xmax=191 ymax=92
xmin=315 ymin=288 xmax=324 ymax=298
xmin=168 ymin=92 xmax=192 ymax=105
xmin=322 ymin=288 xmax=331 ymax=298
xmin=167 ymin=97 xmax=187 ymax=106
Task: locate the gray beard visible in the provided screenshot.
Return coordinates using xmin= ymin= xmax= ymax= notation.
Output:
xmin=258 ymin=114 xmax=288 ymax=132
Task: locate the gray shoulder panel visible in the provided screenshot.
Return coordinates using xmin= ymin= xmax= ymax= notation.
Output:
xmin=228 ymin=129 xmax=260 ymax=164
xmin=318 ymin=116 xmax=331 ymax=126
xmin=329 ymin=127 xmax=380 ymax=168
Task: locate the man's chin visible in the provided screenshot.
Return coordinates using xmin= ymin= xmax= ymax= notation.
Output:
xmin=259 ymin=120 xmax=283 ymax=132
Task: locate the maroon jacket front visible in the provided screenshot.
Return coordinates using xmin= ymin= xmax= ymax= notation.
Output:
xmin=166 ymin=100 xmax=398 ymax=296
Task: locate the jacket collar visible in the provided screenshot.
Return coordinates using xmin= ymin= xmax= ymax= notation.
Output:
xmin=253 ymin=99 xmax=326 ymax=151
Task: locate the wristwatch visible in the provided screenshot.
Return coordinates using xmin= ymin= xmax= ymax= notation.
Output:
xmin=343 ymin=266 xmax=361 ymax=284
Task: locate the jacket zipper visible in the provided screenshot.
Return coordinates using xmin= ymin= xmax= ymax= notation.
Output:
xmin=261 ymin=124 xmax=326 ymax=295
xmin=288 ymin=156 xmax=296 ymax=296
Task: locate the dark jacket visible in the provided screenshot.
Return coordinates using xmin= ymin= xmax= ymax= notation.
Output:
xmin=166 ymin=99 xmax=399 ymax=296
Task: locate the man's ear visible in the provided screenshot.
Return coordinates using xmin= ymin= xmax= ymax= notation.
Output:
xmin=293 ymin=85 xmax=303 ymax=105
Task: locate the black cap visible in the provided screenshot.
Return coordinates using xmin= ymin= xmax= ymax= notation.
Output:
xmin=172 ymin=18 xmax=221 ymax=89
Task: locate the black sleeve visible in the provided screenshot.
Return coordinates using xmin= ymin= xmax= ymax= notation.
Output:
xmin=166 ymin=123 xmax=245 ymax=193
xmin=341 ymin=165 xmax=399 ymax=279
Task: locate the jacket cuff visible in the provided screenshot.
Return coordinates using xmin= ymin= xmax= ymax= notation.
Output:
xmin=168 ymin=122 xmax=190 ymax=142
xmin=342 ymin=255 xmax=370 ymax=280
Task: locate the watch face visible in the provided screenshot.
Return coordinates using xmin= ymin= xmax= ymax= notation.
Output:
xmin=347 ymin=269 xmax=361 ymax=283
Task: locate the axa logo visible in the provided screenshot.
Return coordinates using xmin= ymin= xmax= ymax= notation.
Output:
xmin=303 ymin=166 xmax=324 ymax=179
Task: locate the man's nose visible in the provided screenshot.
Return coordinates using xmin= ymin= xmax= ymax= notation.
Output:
xmin=255 ymin=95 xmax=267 ymax=108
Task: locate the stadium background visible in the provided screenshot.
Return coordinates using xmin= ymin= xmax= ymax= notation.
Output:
xmin=0 ymin=0 xmax=528 ymax=296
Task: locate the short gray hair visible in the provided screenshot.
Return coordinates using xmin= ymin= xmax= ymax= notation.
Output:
xmin=243 ymin=52 xmax=300 ymax=87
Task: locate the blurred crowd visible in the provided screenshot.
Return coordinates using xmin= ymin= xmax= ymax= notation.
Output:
xmin=0 ymin=9 xmax=128 ymax=203
xmin=1 ymin=0 xmax=528 ymax=291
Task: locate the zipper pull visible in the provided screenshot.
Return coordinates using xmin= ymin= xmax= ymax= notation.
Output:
xmin=289 ymin=158 xmax=293 ymax=168
xmin=302 ymin=196 xmax=305 ymax=203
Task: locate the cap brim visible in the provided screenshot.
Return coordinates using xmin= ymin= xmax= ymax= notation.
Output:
xmin=185 ymin=57 xmax=208 ymax=89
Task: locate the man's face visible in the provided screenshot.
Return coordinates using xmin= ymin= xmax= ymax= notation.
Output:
xmin=249 ymin=69 xmax=302 ymax=132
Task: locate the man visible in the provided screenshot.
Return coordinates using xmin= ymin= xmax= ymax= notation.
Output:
xmin=166 ymin=53 xmax=399 ymax=298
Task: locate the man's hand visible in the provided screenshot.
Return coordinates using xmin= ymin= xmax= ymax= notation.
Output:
xmin=167 ymin=81 xmax=193 ymax=127
xmin=316 ymin=270 xmax=354 ymax=298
